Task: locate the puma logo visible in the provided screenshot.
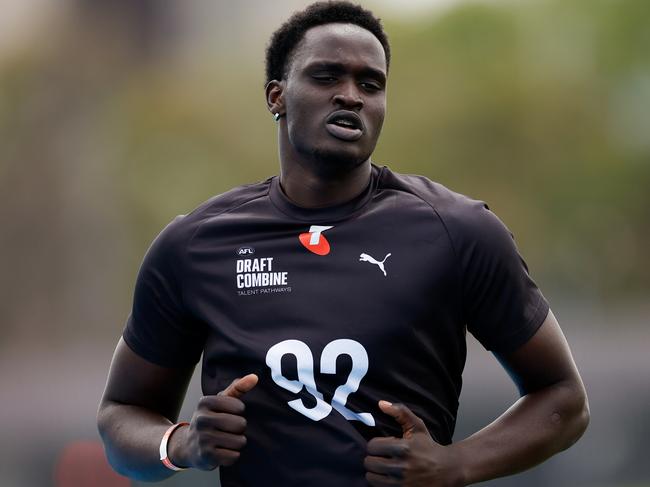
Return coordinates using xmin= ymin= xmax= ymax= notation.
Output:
xmin=359 ymin=252 xmax=391 ymax=277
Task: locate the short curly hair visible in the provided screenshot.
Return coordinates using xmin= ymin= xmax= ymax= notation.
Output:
xmin=265 ymin=1 xmax=391 ymax=84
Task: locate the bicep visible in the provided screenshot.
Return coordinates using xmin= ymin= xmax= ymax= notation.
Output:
xmin=494 ymin=309 xmax=583 ymax=396
xmin=99 ymin=337 xmax=195 ymax=421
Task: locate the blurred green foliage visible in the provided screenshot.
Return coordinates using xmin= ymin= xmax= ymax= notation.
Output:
xmin=1 ymin=0 xmax=648 ymax=308
xmin=378 ymin=0 xmax=650 ymax=300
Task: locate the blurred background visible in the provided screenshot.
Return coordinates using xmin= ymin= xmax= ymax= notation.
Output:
xmin=1 ymin=0 xmax=648 ymax=485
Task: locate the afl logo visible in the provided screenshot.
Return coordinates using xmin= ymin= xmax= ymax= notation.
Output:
xmin=236 ymin=246 xmax=255 ymax=256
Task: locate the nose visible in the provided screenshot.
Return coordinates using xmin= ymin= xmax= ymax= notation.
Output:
xmin=332 ymin=82 xmax=364 ymax=111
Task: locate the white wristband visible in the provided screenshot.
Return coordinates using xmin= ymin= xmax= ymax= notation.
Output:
xmin=159 ymin=422 xmax=190 ymax=471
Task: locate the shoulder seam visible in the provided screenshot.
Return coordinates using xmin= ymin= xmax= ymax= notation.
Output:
xmin=179 ymin=181 xmax=272 ymax=310
xmin=386 ymin=185 xmax=466 ymax=324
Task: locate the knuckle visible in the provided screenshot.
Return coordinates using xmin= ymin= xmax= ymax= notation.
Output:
xmin=218 ymin=396 xmax=245 ymax=413
xmin=195 ymin=414 xmax=211 ymax=429
xmin=238 ymin=435 xmax=247 ymax=449
xmin=219 ymin=451 xmax=240 ymax=466
xmin=215 ymin=413 xmax=246 ymax=433
xmin=212 ymin=395 xmax=228 ymax=408
xmin=366 ymin=437 xmax=382 ymax=454
xmin=213 ymin=397 xmax=230 ymax=412
xmin=390 ymin=462 xmax=405 ymax=478
xmin=365 ymin=472 xmax=380 ymax=486
xmin=212 ymin=414 xmax=228 ymax=430
xmin=216 ymin=432 xmax=246 ymax=450
xmin=197 ymin=434 xmax=211 ymax=449
xmin=399 ymin=442 xmax=411 ymax=456
xmin=197 ymin=450 xmax=216 ymax=470
xmin=230 ymin=397 xmax=246 ymax=412
xmin=197 ymin=395 xmax=214 ymax=408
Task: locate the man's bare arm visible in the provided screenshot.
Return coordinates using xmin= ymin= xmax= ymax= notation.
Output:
xmin=452 ymin=309 xmax=590 ymax=484
xmin=365 ymin=310 xmax=590 ymax=486
xmin=97 ymin=338 xmax=195 ymax=481
xmin=97 ymin=338 xmax=258 ymax=481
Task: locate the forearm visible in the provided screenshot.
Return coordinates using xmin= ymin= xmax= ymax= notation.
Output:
xmin=452 ymin=380 xmax=589 ymax=485
xmin=97 ymin=400 xmax=179 ymax=482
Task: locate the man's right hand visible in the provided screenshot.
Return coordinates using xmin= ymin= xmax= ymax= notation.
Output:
xmin=168 ymin=373 xmax=259 ymax=470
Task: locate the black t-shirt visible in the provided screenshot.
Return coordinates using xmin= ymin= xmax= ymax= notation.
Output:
xmin=123 ymin=163 xmax=549 ymax=487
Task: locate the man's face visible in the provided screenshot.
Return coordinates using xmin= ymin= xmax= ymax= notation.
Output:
xmin=280 ymin=23 xmax=387 ymax=172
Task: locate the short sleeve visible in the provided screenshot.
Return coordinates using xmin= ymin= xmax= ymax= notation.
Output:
xmin=122 ymin=216 xmax=206 ymax=367
xmin=450 ymin=201 xmax=549 ymax=353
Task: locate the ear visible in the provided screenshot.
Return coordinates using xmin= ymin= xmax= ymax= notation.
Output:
xmin=265 ymin=80 xmax=285 ymax=117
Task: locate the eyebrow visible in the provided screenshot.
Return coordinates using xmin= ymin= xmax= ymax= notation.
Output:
xmin=305 ymin=61 xmax=387 ymax=84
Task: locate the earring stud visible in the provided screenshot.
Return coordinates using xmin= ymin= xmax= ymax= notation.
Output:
xmin=274 ymin=112 xmax=281 ymax=121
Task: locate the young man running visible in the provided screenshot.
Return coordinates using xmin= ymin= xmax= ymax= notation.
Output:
xmin=98 ymin=3 xmax=589 ymax=486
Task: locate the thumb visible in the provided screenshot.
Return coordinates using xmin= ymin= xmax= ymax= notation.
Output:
xmin=218 ymin=373 xmax=259 ymax=399
xmin=378 ymin=400 xmax=427 ymax=439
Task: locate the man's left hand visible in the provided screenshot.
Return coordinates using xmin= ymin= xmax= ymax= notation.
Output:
xmin=364 ymin=400 xmax=465 ymax=487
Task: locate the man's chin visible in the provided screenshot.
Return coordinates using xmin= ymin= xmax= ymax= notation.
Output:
xmin=307 ymin=146 xmax=370 ymax=174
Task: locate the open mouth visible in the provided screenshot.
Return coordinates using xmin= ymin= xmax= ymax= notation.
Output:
xmin=325 ymin=111 xmax=364 ymax=141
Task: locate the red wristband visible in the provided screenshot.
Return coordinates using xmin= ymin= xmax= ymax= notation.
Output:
xmin=159 ymin=422 xmax=190 ymax=471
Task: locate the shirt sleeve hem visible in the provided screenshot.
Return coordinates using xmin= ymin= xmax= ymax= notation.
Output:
xmin=486 ymin=295 xmax=550 ymax=355
xmin=122 ymin=326 xmax=201 ymax=369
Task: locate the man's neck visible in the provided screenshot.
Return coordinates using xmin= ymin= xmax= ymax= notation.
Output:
xmin=278 ymin=159 xmax=372 ymax=208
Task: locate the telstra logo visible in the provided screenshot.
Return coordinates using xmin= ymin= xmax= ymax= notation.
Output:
xmin=299 ymin=225 xmax=333 ymax=255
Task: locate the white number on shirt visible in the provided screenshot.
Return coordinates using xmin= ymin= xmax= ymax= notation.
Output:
xmin=265 ymin=339 xmax=375 ymax=426
xmin=265 ymin=339 xmax=332 ymax=421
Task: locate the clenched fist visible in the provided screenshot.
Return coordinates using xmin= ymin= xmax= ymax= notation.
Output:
xmin=168 ymin=373 xmax=258 ymax=470
xmin=365 ymin=400 xmax=465 ymax=487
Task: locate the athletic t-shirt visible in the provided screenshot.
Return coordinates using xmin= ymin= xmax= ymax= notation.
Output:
xmin=123 ymin=163 xmax=549 ymax=487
